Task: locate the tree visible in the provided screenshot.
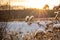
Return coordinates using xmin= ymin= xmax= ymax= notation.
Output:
xmin=53 ymin=4 xmax=60 ymax=10
xmin=43 ymin=4 xmax=49 ymax=10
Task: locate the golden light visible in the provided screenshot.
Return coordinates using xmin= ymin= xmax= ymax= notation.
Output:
xmin=10 ymin=0 xmax=60 ymax=9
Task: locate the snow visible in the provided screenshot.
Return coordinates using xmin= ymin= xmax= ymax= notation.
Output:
xmin=46 ymin=21 xmax=53 ymax=25
xmin=1 ymin=21 xmax=57 ymax=35
xmin=7 ymin=21 xmax=23 ymax=32
xmin=36 ymin=21 xmax=46 ymax=30
xmin=7 ymin=21 xmax=40 ymax=35
xmin=6 ymin=21 xmax=47 ymax=35
xmin=53 ymin=24 xmax=60 ymax=28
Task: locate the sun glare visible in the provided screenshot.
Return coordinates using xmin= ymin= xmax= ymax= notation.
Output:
xmin=10 ymin=0 xmax=60 ymax=9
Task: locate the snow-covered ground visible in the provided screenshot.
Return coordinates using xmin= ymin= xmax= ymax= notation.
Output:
xmin=0 ymin=20 xmax=60 ymax=35
xmin=6 ymin=21 xmax=46 ymax=34
xmin=5 ymin=21 xmax=47 ymax=35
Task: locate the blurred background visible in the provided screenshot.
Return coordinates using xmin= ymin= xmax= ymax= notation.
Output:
xmin=0 ymin=0 xmax=60 ymax=21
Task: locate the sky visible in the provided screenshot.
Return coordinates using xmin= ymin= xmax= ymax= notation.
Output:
xmin=0 ymin=0 xmax=60 ymax=9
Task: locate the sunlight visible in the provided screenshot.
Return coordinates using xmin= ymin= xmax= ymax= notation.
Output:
xmin=10 ymin=0 xmax=60 ymax=9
